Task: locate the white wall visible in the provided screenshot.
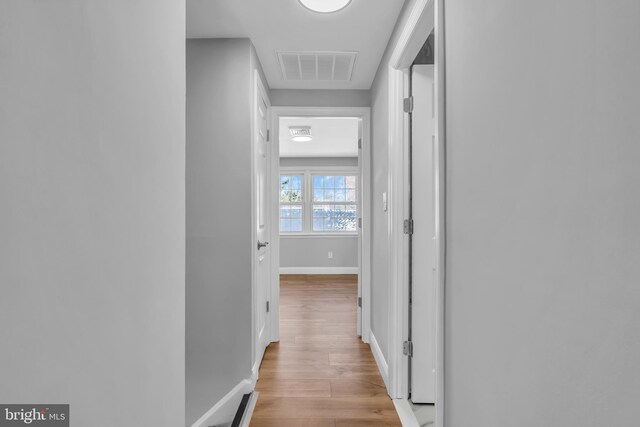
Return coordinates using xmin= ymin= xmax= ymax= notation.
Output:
xmin=0 ymin=2 xmax=186 ymax=426
xmin=271 ymin=89 xmax=370 ymax=107
xmin=444 ymin=0 xmax=640 ymax=425
xmin=280 ymin=236 xmax=358 ymax=271
xmin=186 ymin=38 xmax=269 ymax=426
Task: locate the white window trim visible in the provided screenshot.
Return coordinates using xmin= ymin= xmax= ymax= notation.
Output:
xmin=280 ymin=165 xmax=359 ymax=236
xmin=278 ymin=172 xmax=305 ymax=233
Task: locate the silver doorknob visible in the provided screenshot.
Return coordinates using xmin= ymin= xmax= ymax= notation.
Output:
xmin=257 ymin=241 xmax=269 ymax=250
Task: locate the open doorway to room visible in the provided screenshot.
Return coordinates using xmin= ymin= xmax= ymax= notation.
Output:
xmin=249 ymin=107 xmax=398 ymax=425
xmin=277 ymin=115 xmax=363 ymax=362
xmin=265 ymin=107 xmax=372 ymax=345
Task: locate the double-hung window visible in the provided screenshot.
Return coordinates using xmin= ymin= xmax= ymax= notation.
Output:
xmin=279 ymin=170 xmax=358 ymax=234
xmin=311 ymin=175 xmax=358 ymax=232
xmin=279 ymin=175 xmax=303 ymax=232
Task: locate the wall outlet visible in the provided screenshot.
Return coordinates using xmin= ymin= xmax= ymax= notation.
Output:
xmin=383 ymin=192 xmax=388 ymax=212
xmin=328 ymin=251 xmax=333 ymax=259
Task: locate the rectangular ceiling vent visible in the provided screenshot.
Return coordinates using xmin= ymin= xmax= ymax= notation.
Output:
xmin=277 ymin=51 xmax=357 ymax=82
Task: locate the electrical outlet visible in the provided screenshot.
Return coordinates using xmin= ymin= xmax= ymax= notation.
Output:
xmin=383 ymin=192 xmax=388 ymax=212
xmin=328 ymin=251 xmax=333 ymax=259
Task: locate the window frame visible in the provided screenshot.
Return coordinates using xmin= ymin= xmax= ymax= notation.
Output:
xmin=279 ymin=165 xmax=359 ymax=236
xmin=310 ymin=173 xmax=358 ymax=233
xmin=279 ymin=172 xmax=305 ymax=233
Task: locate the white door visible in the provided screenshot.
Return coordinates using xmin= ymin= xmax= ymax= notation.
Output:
xmin=357 ymin=120 xmax=363 ymax=337
xmin=410 ymin=64 xmax=437 ymax=403
xmin=254 ymin=72 xmax=271 ymax=369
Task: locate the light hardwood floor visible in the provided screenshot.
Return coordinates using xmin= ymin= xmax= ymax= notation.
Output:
xmin=251 ymin=274 xmax=401 ymax=426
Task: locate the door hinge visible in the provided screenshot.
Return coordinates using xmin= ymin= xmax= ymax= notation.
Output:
xmin=358 ymin=138 xmax=362 ymax=149
xmin=403 ymin=340 xmax=413 ymax=357
xmin=403 ymin=96 xmax=414 ymax=113
xmin=266 ymin=129 xmax=270 ymax=142
xmin=266 ymin=301 xmax=270 ymax=313
xmin=358 ymin=217 xmax=362 ymax=229
xmin=403 ymin=219 xmax=414 ymax=235
xmin=358 ymin=297 xmax=362 ymax=308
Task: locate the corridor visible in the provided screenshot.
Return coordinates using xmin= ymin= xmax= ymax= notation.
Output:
xmin=251 ymin=275 xmax=401 ymax=426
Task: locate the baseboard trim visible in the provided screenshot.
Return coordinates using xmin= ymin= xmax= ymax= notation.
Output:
xmin=251 ymin=346 xmax=265 ymax=385
xmin=279 ymin=267 xmax=358 ymax=275
xmin=190 ymin=378 xmax=254 ymax=427
xmin=393 ymin=398 xmax=421 ymax=427
xmin=369 ymin=331 xmax=389 ymax=389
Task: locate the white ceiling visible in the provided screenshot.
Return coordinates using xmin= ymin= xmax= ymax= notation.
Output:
xmin=187 ymin=0 xmax=406 ymax=90
xmin=279 ymin=117 xmax=359 ymax=157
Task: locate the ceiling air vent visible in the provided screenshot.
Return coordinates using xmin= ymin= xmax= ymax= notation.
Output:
xmin=289 ymin=126 xmax=313 ymax=142
xmin=277 ymin=51 xmax=357 ymax=81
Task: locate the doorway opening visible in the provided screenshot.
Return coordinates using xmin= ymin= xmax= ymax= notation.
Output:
xmin=278 ymin=115 xmax=362 ymax=333
xmin=249 ymin=107 xmax=398 ymax=425
xmin=266 ymin=107 xmax=372 ymax=345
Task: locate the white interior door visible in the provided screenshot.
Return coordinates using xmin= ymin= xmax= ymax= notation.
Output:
xmin=255 ymin=72 xmax=271 ymax=368
xmin=410 ymin=64 xmax=437 ymax=403
xmin=357 ymin=120 xmax=363 ymax=337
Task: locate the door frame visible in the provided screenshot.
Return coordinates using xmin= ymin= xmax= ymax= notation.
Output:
xmin=268 ymin=106 xmax=372 ymax=344
xmin=386 ymin=0 xmax=446 ymax=426
xmin=251 ymin=70 xmax=272 ymax=382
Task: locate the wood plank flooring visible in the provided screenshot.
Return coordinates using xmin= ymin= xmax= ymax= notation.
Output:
xmin=251 ymin=274 xmax=401 ymax=426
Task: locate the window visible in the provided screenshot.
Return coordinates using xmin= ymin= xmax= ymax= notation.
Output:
xmin=279 ymin=171 xmax=358 ymax=234
xmin=279 ymin=175 xmax=303 ymax=232
xmin=312 ymin=175 xmax=357 ymax=232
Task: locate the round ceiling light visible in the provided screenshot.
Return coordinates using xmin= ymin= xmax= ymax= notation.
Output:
xmin=289 ymin=126 xmax=313 ymax=142
xmin=292 ymin=135 xmax=313 ymax=142
xmin=298 ymin=0 xmax=352 ymax=13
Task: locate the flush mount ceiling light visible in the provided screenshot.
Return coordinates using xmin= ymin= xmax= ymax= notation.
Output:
xmin=289 ymin=126 xmax=313 ymax=142
xmin=298 ymin=0 xmax=352 ymax=13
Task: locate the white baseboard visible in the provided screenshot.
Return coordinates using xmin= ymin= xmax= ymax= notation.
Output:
xmin=393 ymin=398 xmax=421 ymax=427
xmin=279 ymin=267 xmax=358 ymax=275
xmin=190 ymin=378 xmax=254 ymax=427
xmin=251 ymin=345 xmax=266 ymax=385
xmin=369 ymin=331 xmax=389 ymax=388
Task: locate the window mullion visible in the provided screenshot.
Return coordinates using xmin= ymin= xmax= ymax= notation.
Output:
xmin=306 ymin=171 xmax=312 ymax=233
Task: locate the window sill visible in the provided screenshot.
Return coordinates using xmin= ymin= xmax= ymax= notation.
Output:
xmin=280 ymin=233 xmax=358 ymax=239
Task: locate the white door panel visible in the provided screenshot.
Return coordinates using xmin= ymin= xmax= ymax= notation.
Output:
xmin=357 ymin=120 xmax=363 ymax=337
xmin=255 ymin=73 xmax=271 ymax=369
xmin=410 ymin=64 xmax=437 ymax=403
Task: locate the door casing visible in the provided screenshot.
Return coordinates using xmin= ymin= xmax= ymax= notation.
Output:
xmin=268 ymin=106 xmax=372 ymax=344
xmin=386 ymin=1 xmax=446 ymax=427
